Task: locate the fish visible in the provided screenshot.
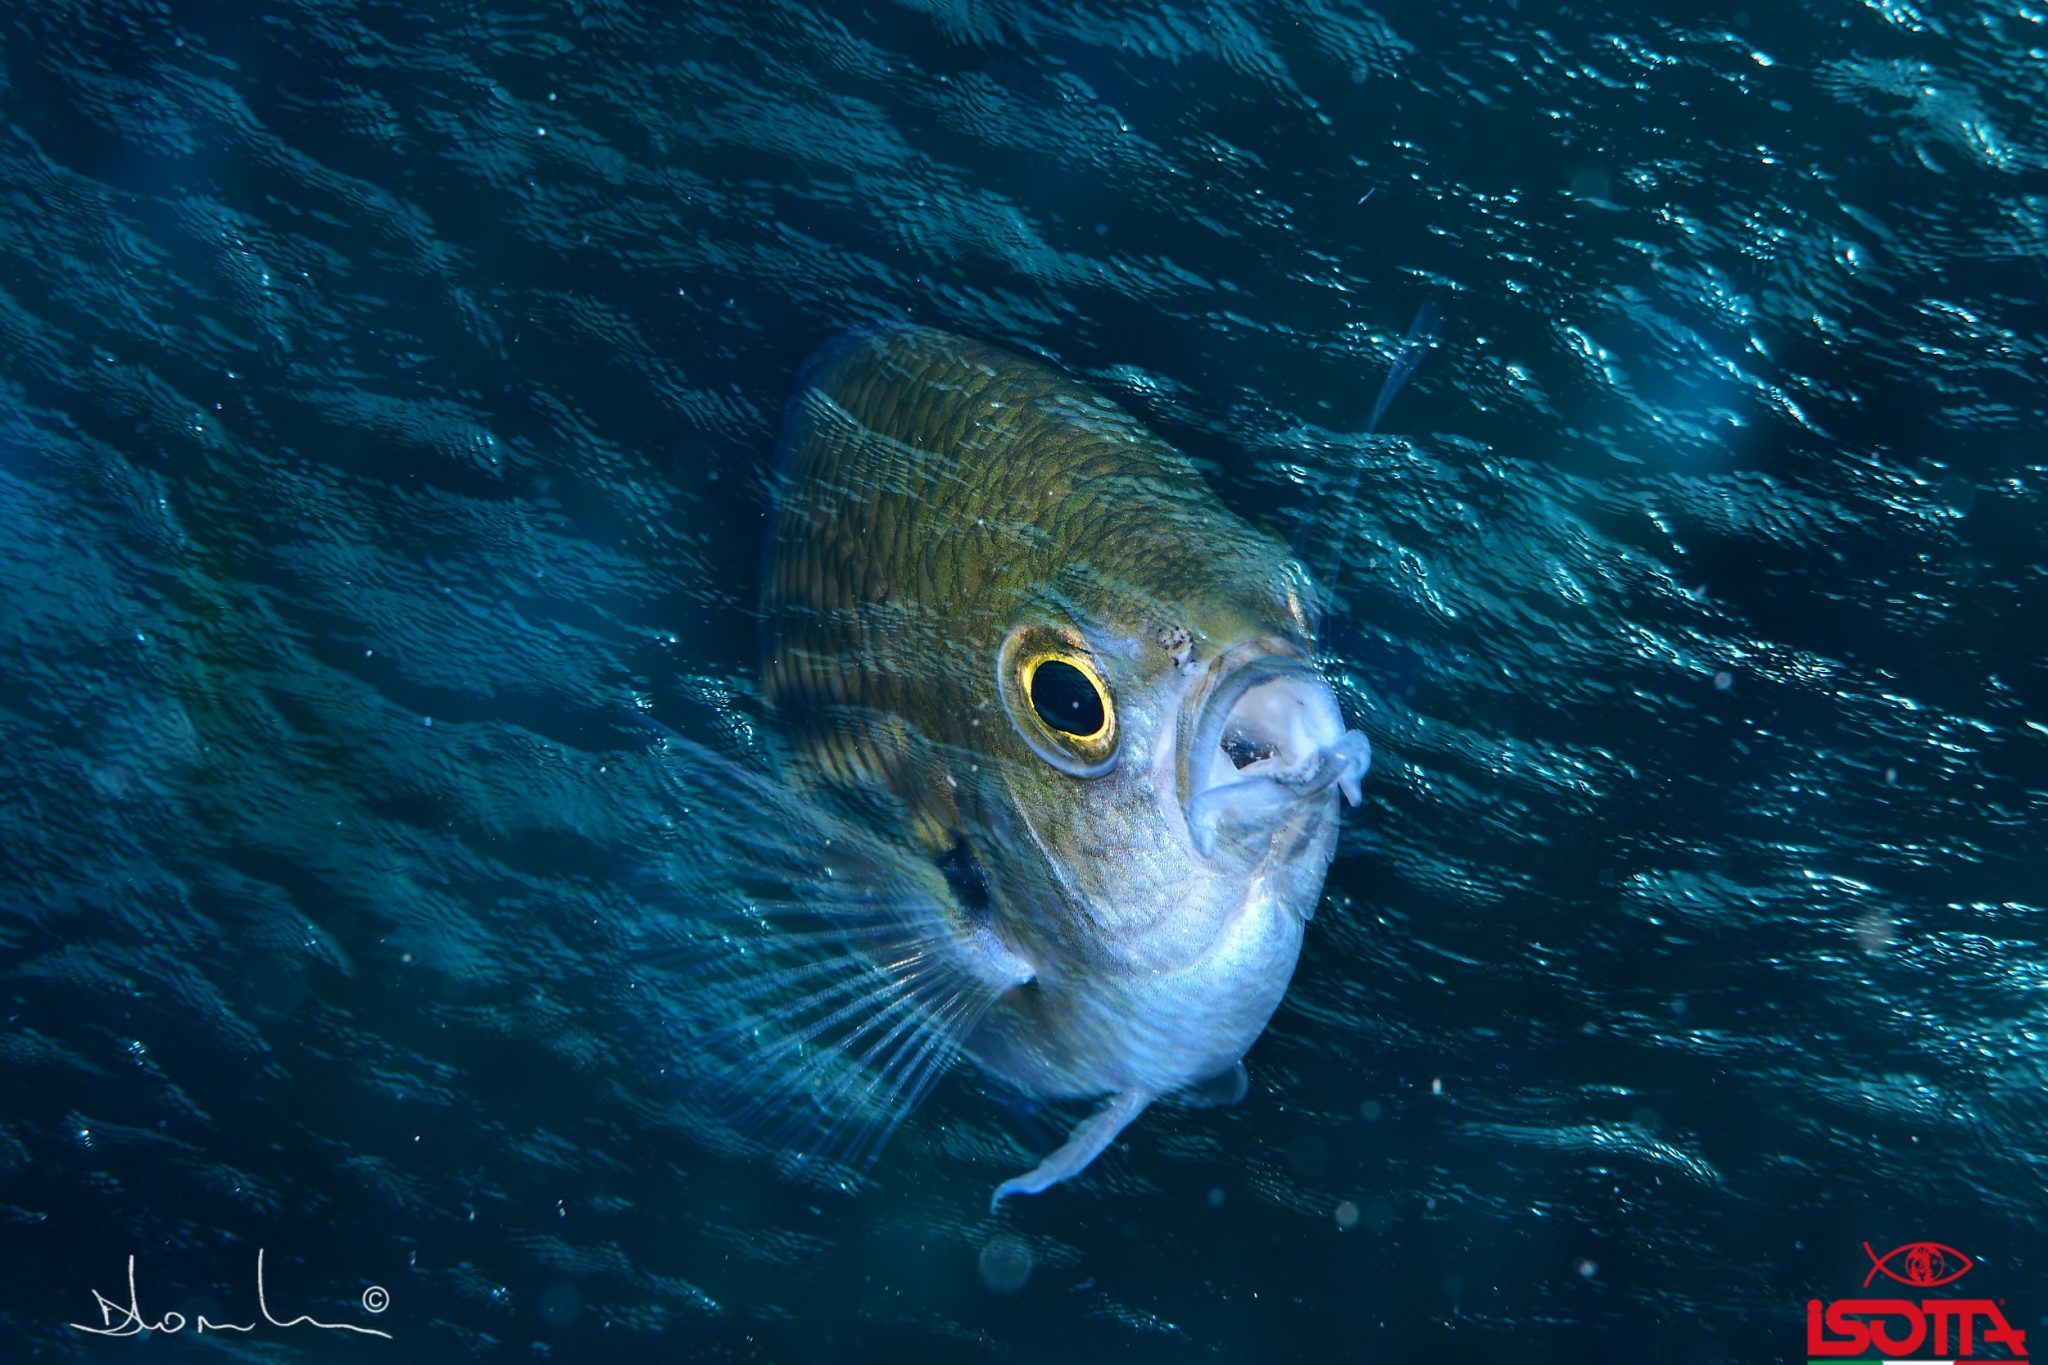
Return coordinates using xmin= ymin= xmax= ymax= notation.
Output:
xmin=651 ymin=324 xmax=1373 ymax=1209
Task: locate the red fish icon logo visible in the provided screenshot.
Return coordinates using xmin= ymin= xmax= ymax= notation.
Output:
xmin=1811 ymin=1239 xmax=2025 ymax=1360
xmin=1863 ymin=1240 xmax=1975 ymax=1290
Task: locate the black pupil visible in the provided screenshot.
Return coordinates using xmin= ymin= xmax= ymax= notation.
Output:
xmin=1030 ymin=660 xmax=1105 ymax=736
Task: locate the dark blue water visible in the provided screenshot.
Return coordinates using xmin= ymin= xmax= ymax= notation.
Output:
xmin=3 ymin=2 xmax=2045 ymax=1361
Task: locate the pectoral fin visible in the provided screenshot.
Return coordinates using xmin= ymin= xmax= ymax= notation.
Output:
xmin=1180 ymin=1060 xmax=1249 ymax=1109
xmin=990 ymin=1090 xmax=1151 ymax=1211
xmin=625 ymin=716 xmax=1029 ymax=1186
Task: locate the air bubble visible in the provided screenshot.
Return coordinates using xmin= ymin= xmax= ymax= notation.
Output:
xmin=977 ymin=1234 xmax=1033 ymax=1293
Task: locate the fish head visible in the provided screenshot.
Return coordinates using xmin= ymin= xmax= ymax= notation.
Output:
xmin=977 ymin=560 xmax=1368 ymax=979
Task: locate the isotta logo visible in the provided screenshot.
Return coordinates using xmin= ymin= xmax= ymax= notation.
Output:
xmin=1807 ymin=1239 xmax=2028 ymax=1360
xmin=1864 ymin=1240 xmax=1974 ymax=1290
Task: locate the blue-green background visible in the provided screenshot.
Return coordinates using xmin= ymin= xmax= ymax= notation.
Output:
xmin=2 ymin=1 xmax=2044 ymax=1361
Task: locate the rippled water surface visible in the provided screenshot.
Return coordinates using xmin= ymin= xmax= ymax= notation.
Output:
xmin=4 ymin=1 xmax=2046 ymax=1360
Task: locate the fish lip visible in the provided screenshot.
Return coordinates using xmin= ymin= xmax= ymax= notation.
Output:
xmin=1175 ymin=642 xmax=1359 ymax=860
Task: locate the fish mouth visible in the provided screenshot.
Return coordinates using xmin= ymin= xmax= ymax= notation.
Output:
xmin=1180 ymin=646 xmax=1370 ymax=859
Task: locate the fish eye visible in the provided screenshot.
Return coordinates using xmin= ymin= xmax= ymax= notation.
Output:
xmin=997 ymin=627 xmax=1119 ymax=777
xmin=1027 ymin=659 xmax=1107 ymax=738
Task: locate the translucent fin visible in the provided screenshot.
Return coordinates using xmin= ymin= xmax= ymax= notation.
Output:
xmin=1315 ymin=301 xmax=1441 ymax=599
xmin=623 ymin=720 xmax=1029 ymax=1188
xmin=990 ymin=1090 xmax=1152 ymax=1210
xmin=1179 ymin=1060 xmax=1249 ymax=1110
xmin=1365 ymin=301 xmax=1441 ymax=437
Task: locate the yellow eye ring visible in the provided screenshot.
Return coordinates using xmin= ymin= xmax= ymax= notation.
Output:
xmin=997 ymin=627 xmax=1119 ymax=776
xmin=1021 ymin=653 xmax=1111 ymax=743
